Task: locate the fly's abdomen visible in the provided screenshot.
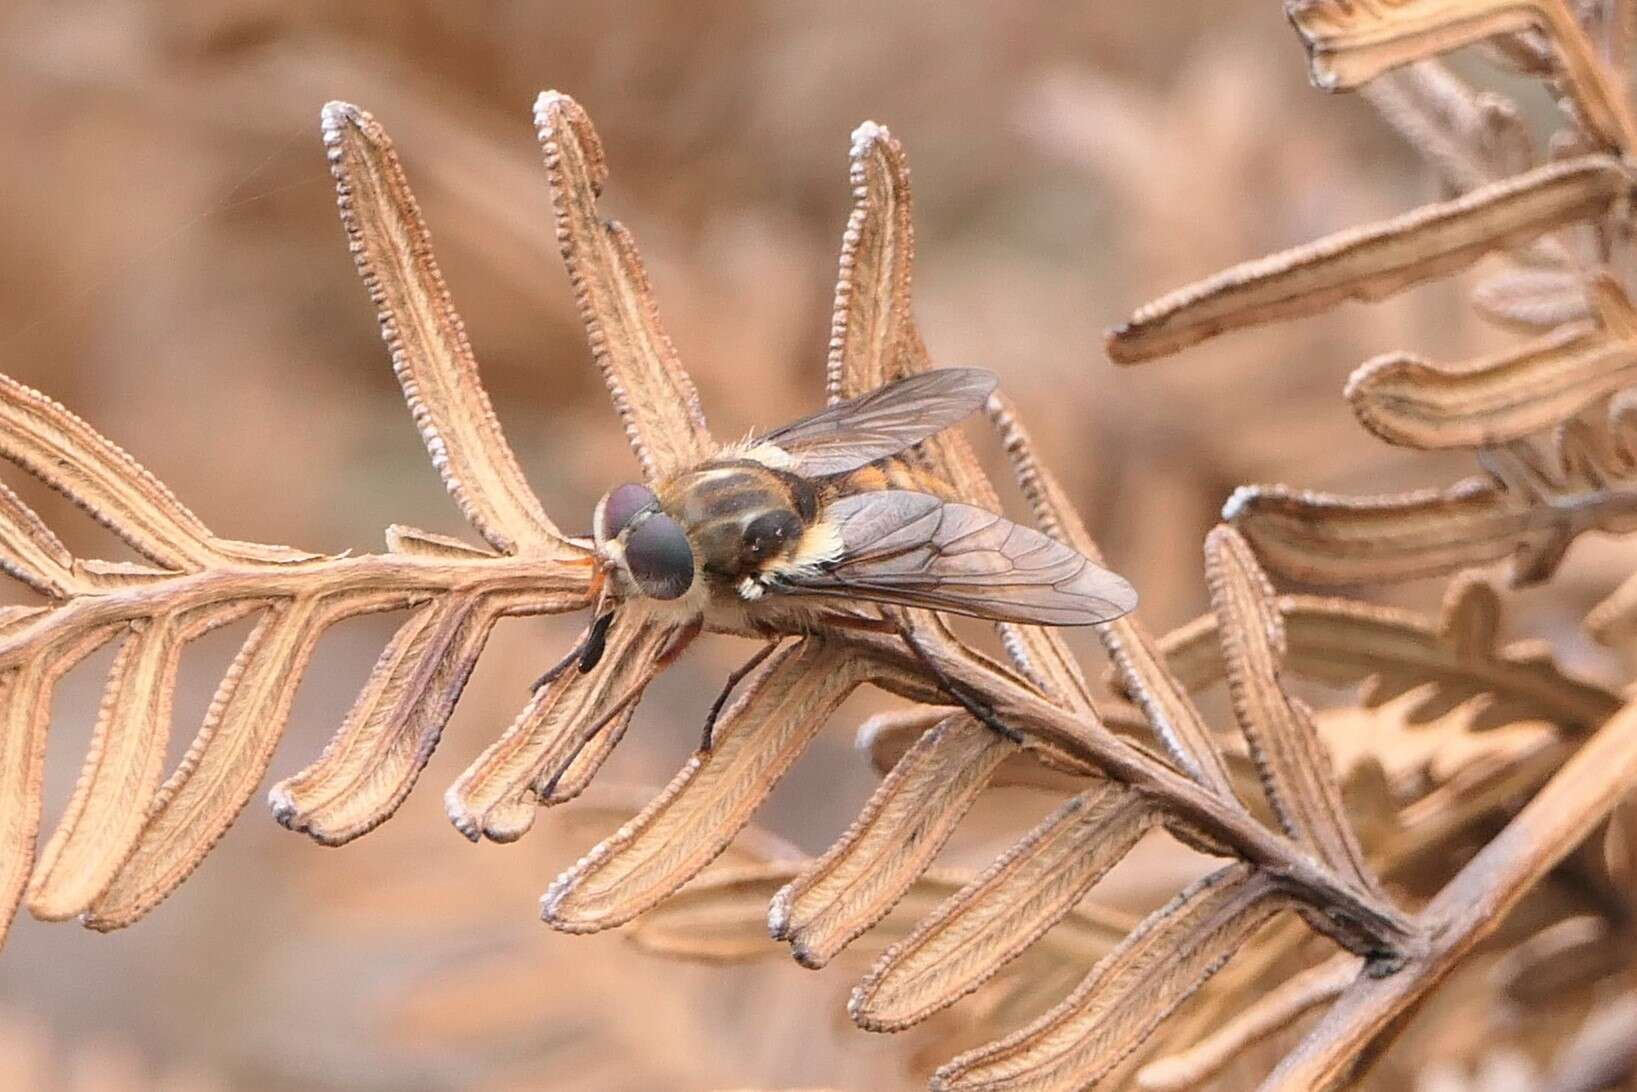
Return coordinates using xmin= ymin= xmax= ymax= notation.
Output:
xmin=830 ymin=456 xmax=959 ymax=501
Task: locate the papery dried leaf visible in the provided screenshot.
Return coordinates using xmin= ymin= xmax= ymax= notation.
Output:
xmin=1107 ymin=156 xmax=1629 ymax=364
xmin=1137 ymin=953 xmax=1362 ymax=1092
xmin=826 ymin=121 xmax=929 ymax=403
xmin=27 ymin=602 xmax=255 ymax=921
xmin=1151 ymin=580 xmax=1619 ymax=733
xmin=445 ymin=611 xmax=675 ymax=843
xmin=988 ymin=393 xmax=1236 ymax=798
xmin=859 ymin=707 xmax=1095 ymax=794
xmin=1345 ymin=321 xmax=1637 ymax=449
xmin=634 ymin=862 xmax=1134 ymax=967
xmin=1289 ymin=0 xmax=1637 ymax=150
xmin=270 ymin=591 xmax=516 ymax=845
xmin=535 ymin=91 xmax=713 ymax=479
xmin=1263 ymin=697 xmax=1637 ymax=1091
xmin=1204 ymin=527 xmax=1377 ymax=892
xmin=1471 ymin=267 xmax=1591 ymax=329
xmin=0 ymin=625 xmax=123 ymax=945
xmin=851 ymin=782 xmax=1155 ymax=1033
xmin=384 ymin=523 xmax=498 ymax=559
xmin=323 ymin=101 xmax=560 ymax=553
xmin=825 ymin=125 xmax=1090 ymax=706
xmin=933 ymin=865 xmax=1287 ymax=1092
xmin=770 ymin=714 xmax=1013 ymax=969
xmin=85 ymin=596 xmax=355 ymax=929
xmin=1223 ymin=479 xmax=1528 ymax=585
xmin=0 ymin=480 xmax=83 ymax=598
xmin=542 ymin=639 xmax=871 ymax=932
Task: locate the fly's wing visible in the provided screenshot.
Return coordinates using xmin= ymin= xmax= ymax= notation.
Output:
xmin=760 ymin=368 xmax=998 ymax=476
xmin=772 ymin=491 xmax=1137 ymax=626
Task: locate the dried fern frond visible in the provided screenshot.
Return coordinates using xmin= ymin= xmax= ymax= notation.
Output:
xmin=0 ymin=100 xmax=599 ymax=945
xmin=11 ymin=72 xmax=1636 ymax=1091
xmin=1144 ymin=574 xmax=1619 ymax=733
xmin=1108 ymin=1 xmax=1637 ymax=598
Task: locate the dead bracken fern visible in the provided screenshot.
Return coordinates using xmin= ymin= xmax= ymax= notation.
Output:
xmin=1095 ymin=1 xmax=1637 ymax=1087
xmin=3 ymin=50 xmax=1636 ymax=1092
xmin=1107 ymin=0 xmax=1637 ymax=611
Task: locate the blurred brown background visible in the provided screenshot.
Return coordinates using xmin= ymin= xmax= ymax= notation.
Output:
xmin=0 ymin=2 xmax=1602 ymax=1089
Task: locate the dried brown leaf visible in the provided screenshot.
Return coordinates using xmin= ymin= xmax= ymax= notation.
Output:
xmin=858 ymin=707 xmax=1095 ymax=794
xmin=1345 ymin=320 xmax=1637 ymax=449
xmin=0 ymin=625 xmax=123 ymax=945
xmin=27 ymin=602 xmax=255 ymax=921
xmin=634 ymin=862 xmax=1135 ymax=967
xmin=84 ymin=595 xmax=361 ymax=929
xmin=542 ymin=639 xmax=872 ymax=933
xmin=826 ymin=121 xmax=929 ymax=402
xmin=1107 ymin=156 xmax=1629 ymax=364
xmin=850 ymin=782 xmax=1155 ymax=1033
xmin=770 ymin=714 xmax=1014 ymax=969
xmin=1204 ymin=527 xmax=1377 ymax=892
xmin=1137 ymin=953 xmax=1362 ymax=1092
xmin=323 ymin=101 xmax=560 ymax=553
xmin=1289 ymin=0 xmax=1637 ymax=150
xmin=269 ymin=590 xmax=520 ymax=845
xmin=1223 ymin=478 xmax=1526 ymax=585
xmin=988 ymin=393 xmax=1237 ymax=798
xmin=826 ymin=124 xmax=1093 ymax=711
xmin=0 ymin=373 xmax=311 ymax=570
xmin=933 ymin=865 xmax=1289 ymax=1092
xmin=535 ymin=91 xmax=713 ymax=480
xmin=444 ymin=611 xmax=675 ymax=843
xmin=1151 ymin=579 xmax=1619 ymax=733
xmin=1263 ymin=697 xmax=1637 ymax=1091
xmin=0 ymin=480 xmax=83 ymax=598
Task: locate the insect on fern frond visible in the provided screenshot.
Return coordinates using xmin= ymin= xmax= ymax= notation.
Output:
xmin=10 ymin=66 xmax=1635 ymax=1092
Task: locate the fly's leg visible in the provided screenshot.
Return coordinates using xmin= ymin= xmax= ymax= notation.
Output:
xmin=529 ymin=608 xmax=618 ymax=691
xmin=537 ymin=617 xmax=702 ymax=798
xmin=896 ymin=620 xmax=1025 ymax=744
xmin=699 ymin=638 xmax=782 ymax=752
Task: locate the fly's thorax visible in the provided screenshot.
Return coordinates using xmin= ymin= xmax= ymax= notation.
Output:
xmin=659 ymin=459 xmax=819 ymax=583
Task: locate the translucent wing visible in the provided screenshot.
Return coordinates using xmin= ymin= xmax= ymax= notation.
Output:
xmin=773 ymin=491 xmax=1137 ymax=626
xmin=761 ymin=368 xmax=998 ymax=476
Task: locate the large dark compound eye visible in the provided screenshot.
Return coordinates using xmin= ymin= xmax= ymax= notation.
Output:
xmin=625 ymin=512 xmax=695 ymax=600
xmin=594 ymin=482 xmax=658 ymax=545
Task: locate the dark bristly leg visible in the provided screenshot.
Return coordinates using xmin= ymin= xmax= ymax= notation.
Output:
xmin=529 ymin=606 xmax=618 ymax=691
xmin=699 ymin=639 xmax=782 ymax=752
xmin=536 ymin=617 xmax=702 ymax=799
xmin=532 ymin=638 xmax=586 ymax=692
xmin=577 ymin=608 xmax=617 ymax=672
xmin=897 ymin=620 xmax=1025 ymax=744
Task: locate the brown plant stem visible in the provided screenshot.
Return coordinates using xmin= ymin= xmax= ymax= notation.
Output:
xmin=846 ymin=628 xmax=1424 ymax=962
xmin=0 ymin=549 xmax=594 ymax=669
xmin=1258 ymin=695 xmax=1637 ymax=1091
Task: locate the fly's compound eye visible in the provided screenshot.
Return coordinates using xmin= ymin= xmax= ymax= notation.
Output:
xmin=625 ymin=512 xmax=695 ymax=600
xmin=741 ymin=510 xmax=803 ymax=564
xmin=594 ymin=482 xmax=659 ymax=546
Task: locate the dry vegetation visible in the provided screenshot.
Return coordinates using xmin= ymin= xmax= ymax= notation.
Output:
xmin=4 ymin=2 xmax=1637 ymax=1091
